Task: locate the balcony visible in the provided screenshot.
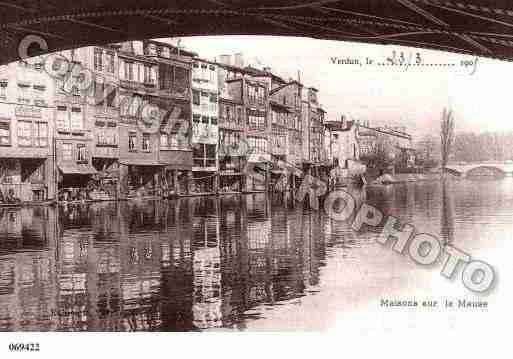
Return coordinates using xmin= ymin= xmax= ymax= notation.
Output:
xmin=218 ymin=117 xmax=244 ymax=131
xmin=94 ymin=105 xmax=119 ymax=118
xmin=120 ymin=79 xmax=156 ymax=93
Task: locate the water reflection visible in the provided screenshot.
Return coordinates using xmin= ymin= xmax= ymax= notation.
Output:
xmin=1 ymin=179 xmax=513 ymax=331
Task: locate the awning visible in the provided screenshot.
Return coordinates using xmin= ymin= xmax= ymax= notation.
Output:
xmin=163 ymin=163 xmax=192 ymax=171
xmin=58 ymin=163 xmax=98 ymax=175
xmin=119 ymin=160 xmax=163 ymax=167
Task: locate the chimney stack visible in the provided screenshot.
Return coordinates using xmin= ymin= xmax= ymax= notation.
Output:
xmin=219 ymin=54 xmax=232 ymax=66
xmin=233 ymin=53 xmax=244 ymax=68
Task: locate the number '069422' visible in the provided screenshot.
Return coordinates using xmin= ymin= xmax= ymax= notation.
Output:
xmin=8 ymin=343 xmax=40 ymax=352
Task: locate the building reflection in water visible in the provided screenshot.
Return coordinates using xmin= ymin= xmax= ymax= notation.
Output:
xmin=0 ymin=193 xmax=328 ymax=331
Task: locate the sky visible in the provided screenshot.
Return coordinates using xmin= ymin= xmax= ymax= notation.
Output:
xmin=159 ymin=35 xmax=513 ymax=138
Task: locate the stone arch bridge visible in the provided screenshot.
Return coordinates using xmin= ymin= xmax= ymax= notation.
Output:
xmin=444 ymin=163 xmax=513 ymax=178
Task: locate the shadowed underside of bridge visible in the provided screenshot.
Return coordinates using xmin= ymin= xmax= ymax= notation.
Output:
xmin=3 ymin=1 xmax=513 ymax=64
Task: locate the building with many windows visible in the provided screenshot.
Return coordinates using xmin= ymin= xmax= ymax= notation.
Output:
xmin=268 ymin=78 xmax=303 ymax=191
xmin=88 ymin=45 xmax=120 ymax=200
xmin=302 ymin=87 xmax=327 ymax=177
xmin=0 ymin=58 xmax=55 ymax=202
xmin=0 ymin=42 xmax=344 ymax=202
xmin=117 ymin=41 xmax=161 ymax=199
xmin=191 ymin=58 xmax=219 ymax=193
xmin=218 ymin=59 xmax=271 ymax=192
xmin=144 ymin=40 xmax=195 ymax=196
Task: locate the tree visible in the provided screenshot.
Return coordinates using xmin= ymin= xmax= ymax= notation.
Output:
xmin=440 ymin=108 xmax=455 ymax=170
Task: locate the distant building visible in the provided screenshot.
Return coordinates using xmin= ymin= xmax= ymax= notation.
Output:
xmin=302 ymin=87 xmax=326 ymax=175
xmin=324 ymin=117 xmax=360 ymax=168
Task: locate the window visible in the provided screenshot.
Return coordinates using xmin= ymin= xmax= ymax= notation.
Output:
xmin=0 ymin=120 xmax=10 ymax=146
xmin=97 ymin=129 xmax=117 ymax=146
xmin=159 ymin=64 xmax=173 ymax=90
xmin=106 ymin=87 xmax=116 ymax=108
xmin=236 ymin=107 xmax=243 ymax=125
xmin=220 ymin=130 xmax=242 ymax=153
xmin=193 ymin=143 xmax=216 ymax=167
xmin=159 ymin=64 xmax=190 ymax=94
xmin=56 ymin=106 xmax=68 ymax=129
xmin=192 ymin=90 xmax=200 ymax=105
xmin=143 ymin=64 xmax=155 ymax=84
xmin=211 ymin=117 xmax=217 ymax=125
xmin=209 ymin=93 xmax=217 ymax=103
xmin=167 ymin=133 xmax=187 ymax=148
xmin=193 ymin=114 xmax=201 ymax=123
xmin=0 ymin=81 xmax=7 ymax=99
xmin=77 ymin=144 xmax=87 ymax=163
xmin=33 ymin=84 xmax=46 ymax=106
xmin=128 ymin=62 xmax=134 ymax=80
xmin=247 ymin=112 xmax=266 ymax=128
xmin=17 ymin=121 xmax=32 ymax=146
xmin=142 ymin=133 xmax=150 ymax=152
xmin=174 ymin=66 xmax=189 ymax=93
xmin=70 ymin=107 xmax=83 ymax=130
xmin=94 ymin=79 xmax=104 ymax=105
xmin=18 ymin=83 xmax=30 ymax=104
xmin=128 ymin=132 xmax=137 ymax=151
xmin=193 ymin=143 xmax=217 ymax=167
xmin=224 ymin=106 xmax=231 ymax=121
xmin=70 ymin=83 xmax=80 ymax=97
xmin=106 ymin=52 xmax=115 ymax=73
xmin=62 ymin=143 xmax=73 ymax=161
xmin=34 ymin=122 xmax=48 ymax=147
xmin=247 ymin=136 xmax=268 ymax=154
xmin=94 ymin=48 xmax=103 ymax=71
xmin=201 ymin=116 xmax=209 ymax=124
xmin=160 ymin=133 xmax=168 ymax=147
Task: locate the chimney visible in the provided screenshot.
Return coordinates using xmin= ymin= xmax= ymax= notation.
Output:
xmin=340 ymin=115 xmax=346 ymax=128
xmin=219 ymin=54 xmax=232 ymax=66
xmin=233 ymin=53 xmax=244 ymax=68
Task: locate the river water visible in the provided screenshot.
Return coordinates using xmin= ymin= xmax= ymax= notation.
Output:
xmin=0 ymin=178 xmax=512 ymax=332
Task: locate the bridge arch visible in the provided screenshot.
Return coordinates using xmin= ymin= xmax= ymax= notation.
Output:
xmin=2 ymin=1 xmax=513 ymax=64
xmin=466 ymin=166 xmax=507 ymax=178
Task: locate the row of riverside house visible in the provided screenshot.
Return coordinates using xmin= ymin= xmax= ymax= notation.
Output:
xmin=0 ymin=40 xmax=330 ymax=203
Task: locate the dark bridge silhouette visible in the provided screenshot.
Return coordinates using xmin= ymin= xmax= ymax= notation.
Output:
xmin=2 ymin=1 xmax=513 ymax=64
xmin=444 ymin=163 xmax=513 ymax=178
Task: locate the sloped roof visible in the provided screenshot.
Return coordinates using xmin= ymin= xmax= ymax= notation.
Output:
xmin=3 ymin=1 xmax=513 ymax=64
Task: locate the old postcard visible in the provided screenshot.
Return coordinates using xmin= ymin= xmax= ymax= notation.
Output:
xmin=0 ymin=1 xmax=511 ymax=358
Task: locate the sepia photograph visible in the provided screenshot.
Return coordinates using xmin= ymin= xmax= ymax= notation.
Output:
xmin=0 ymin=0 xmax=512 ymax=357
